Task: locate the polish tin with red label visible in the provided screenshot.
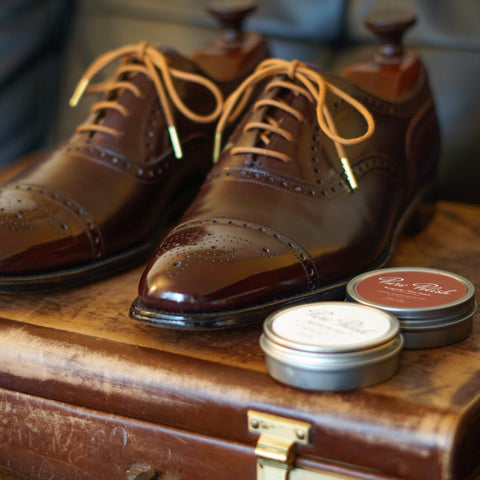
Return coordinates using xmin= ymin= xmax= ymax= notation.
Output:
xmin=346 ymin=267 xmax=477 ymax=349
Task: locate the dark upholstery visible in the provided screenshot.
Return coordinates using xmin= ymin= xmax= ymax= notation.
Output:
xmin=0 ymin=0 xmax=71 ymax=165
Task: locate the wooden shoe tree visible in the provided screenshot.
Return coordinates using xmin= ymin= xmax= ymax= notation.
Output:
xmin=342 ymin=10 xmax=420 ymax=101
xmin=192 ymin=2 xmax=268 ymax=84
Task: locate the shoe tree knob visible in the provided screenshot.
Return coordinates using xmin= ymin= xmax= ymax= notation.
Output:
xmin=206 ymin=2 xmax=257 ymax=45
xmin=341 ymin=9 xmax=419 ymax=100
xmin=192 ymin=2 xmax=267 ymax=85
xmin=365 ymin=10 xmax=416 ymax=62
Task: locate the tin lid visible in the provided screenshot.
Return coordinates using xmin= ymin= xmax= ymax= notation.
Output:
xmin=260 ymin=302 xmax=403 ymax=389
xmin=262 ymin=301 xmax=400 ymax=357
xmin=346 ymin=267 xmax=476 ymax=328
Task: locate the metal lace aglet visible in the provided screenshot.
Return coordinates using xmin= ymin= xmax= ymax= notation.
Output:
xmin=340 ymin=157 xmax=358 ymax=191
xmin=69 ymin=77 xmax=89 ymax=107
xmin=213 ymin=132 xmax=222 ymax=163
xmin=168 ymin=125 xmax=183 ymax=159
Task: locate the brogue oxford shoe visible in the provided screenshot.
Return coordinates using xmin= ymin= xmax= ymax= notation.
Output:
xmin=131 ymin=57 xmax=440 ymax=330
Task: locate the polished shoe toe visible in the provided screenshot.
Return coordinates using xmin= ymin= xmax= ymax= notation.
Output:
xmin=0 ymin=182 xmax=107 ymax=276
xmin=133 ymin=218 xmax=329 ymax=329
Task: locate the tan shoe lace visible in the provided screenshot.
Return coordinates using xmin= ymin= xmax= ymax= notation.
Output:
xmin=214 ymin=58 xmax=375 ymax=190
xmin=69 ymin=42 xmax=224 ymax=159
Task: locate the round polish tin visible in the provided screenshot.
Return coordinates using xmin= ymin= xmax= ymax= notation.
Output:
xmin=346 ymin=267 xmax=477 ymax=349
xmin=260 ymin=302 xmax=403 ymax=391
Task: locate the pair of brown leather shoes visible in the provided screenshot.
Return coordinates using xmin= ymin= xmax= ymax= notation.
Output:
xmin=0 ymin=9 xmax=440 ymax=331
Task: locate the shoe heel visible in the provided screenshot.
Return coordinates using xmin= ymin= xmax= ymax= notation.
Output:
xmin=403 ymin=182 xmax=437 ymax=235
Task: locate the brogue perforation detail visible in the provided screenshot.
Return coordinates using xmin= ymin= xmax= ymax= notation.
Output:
xmin=66 ymin=144 xmax=172 ymax=182
xmin=144 ymin=102 xmax=163 ymax=159
xmin=166 ymin=217 xmax=319 ymax=290
xmin=160 ymin=228 xmax=259 ymax=280
xmin=6 ymin=184 xmax=105 ymax=260
xmin=0 ymin=187 xmax=43 ymax=234
xmin=207 ymin=155 xmax=401 ymax=199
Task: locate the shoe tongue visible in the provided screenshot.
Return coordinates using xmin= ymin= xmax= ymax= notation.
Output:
xmin=250 ymin=77 xmax=311 ymax=145
xmin=219 ymin=77 xmax=314 ymax=176
xmin=265 ymin=83 xmax=298 ymax=122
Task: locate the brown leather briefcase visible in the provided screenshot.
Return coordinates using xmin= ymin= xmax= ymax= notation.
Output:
xmin=0 ymin=201 xmax=479 ymax=480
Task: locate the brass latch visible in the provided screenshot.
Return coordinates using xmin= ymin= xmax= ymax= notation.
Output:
xmin=248 ymin=410 xmax=311 ymax=480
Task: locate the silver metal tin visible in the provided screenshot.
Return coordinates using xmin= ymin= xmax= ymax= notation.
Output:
xmin=346 ymin=267 xmax=477 ymax=349
xmin=260 ymin=302 xmax=403 ymax=391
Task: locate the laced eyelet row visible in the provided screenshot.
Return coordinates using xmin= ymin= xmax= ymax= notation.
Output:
xmin=70 ymin=42 xmax=224 ymax=159
xmin=213 ymin=58 xmax=376 ymax=191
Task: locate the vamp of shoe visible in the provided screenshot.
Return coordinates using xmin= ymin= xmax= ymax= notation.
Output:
xmin=131 ymin=56 xmax=440 ymax=330
xmin=0 ymin=42 xmax=229 ymax=290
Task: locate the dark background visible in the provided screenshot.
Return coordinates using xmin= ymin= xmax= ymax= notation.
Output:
xmin=2 ymin=0 xmax=479 ymax=203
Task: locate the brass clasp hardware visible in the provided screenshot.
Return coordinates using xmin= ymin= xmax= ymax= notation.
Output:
xmin=248 ymin=410 xmax=311 ymax=480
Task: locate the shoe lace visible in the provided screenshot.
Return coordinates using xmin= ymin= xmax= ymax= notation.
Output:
xmin=213 ymin=58 xmax=375 ymax=190
xmin=69 ymin=41 xmax=224 ymax=159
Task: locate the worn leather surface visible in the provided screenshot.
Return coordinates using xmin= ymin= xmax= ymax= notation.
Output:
xmin=0 ymin=387 xmax=256 ymax=480
xmin=133 ymin=63 xmax=440 ymax=327
xmin=0 ymin=201 xmax=479 ymax=480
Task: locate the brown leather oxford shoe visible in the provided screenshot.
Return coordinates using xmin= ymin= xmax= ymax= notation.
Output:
xmin=0 ymin=22 xmax=268 ymax=291
xmin=130 ymin=15 xmax=441 ymax=329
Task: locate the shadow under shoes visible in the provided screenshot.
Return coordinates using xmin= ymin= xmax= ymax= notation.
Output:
xmin=0 ymin=41 xmax=271 ymax=291
xmin=131 ymin=58 xmax=440 ymax=330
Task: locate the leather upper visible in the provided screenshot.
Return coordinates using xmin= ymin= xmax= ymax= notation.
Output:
xmin=138 ymin=64 xmax=440 ymax=315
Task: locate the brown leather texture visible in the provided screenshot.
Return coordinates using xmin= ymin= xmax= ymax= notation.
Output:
xmin=133 ymin=61 xmax=440 ymax=329
xmin=0 ymin=38 xmax=268 ymax=291
xmin=0 ymin=201 xmax=479 ymax=480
